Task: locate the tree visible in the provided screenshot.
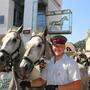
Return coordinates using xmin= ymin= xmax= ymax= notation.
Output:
xmin=74 ymin=39 xmax=86 ymax=51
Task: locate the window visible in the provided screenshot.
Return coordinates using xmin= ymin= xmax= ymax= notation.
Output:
xmin=0 ymin=15 xmax=4 ymax=24
xmin=37 ymin=12 xmax=46 ymax=29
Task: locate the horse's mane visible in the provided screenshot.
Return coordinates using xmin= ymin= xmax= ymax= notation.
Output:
xmin=19 ymin=39 xmax=25 ymax=60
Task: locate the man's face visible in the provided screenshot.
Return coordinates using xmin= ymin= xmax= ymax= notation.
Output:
xmin=52 ymin=44 xmax=65 ymax=57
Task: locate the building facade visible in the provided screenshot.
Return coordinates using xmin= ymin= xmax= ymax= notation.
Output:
xmin=0 ymin=0 xmax=14 ymax=37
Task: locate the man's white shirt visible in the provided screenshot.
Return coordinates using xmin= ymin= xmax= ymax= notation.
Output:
xmin=41 ymin=54 xmax=81 ymax=85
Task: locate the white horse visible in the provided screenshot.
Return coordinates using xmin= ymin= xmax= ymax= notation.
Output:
xmin=0 ymin=26 xmax=26 ymax=90
xmin=19 ymin=28 xmax=53 ymax=90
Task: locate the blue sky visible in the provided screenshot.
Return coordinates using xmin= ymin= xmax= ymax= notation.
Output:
xmin=62 ymin=0 xmax=90 ymax=43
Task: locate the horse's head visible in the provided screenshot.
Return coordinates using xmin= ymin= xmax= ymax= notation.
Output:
xmin=20 ymin=28 xmax=48 ymax=75
xmin=0 ymin=26 xmax=23 ymax=69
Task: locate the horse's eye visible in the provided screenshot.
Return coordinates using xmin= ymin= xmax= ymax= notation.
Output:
xmin=12 ymin=38 xmax=17 ymax=43
xmin=37 ymin=43 xmax=42 ymax=48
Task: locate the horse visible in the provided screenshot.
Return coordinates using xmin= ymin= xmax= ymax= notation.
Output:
xmin=0 ymin=26 xmax=26 ymax=90
xmin=19 ymin=28 xmax=53 ymax=90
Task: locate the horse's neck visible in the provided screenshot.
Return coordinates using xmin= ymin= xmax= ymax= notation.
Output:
xmin=14 ymin=39 xmax=25 ymax=68
xmin=19 ymin=39 xmax=25 ymax=60
xmin=12 ymin=41 xmax=24 ymax=82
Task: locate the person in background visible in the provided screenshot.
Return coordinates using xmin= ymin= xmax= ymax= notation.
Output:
xmin=30 ymin=35 xmax=81 ymax=90
xmin=0 ymin=65 xmax=12 ymax=90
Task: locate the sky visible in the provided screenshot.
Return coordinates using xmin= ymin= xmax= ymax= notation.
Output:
xmin=62 ymin=0 xmax=90 ymax=43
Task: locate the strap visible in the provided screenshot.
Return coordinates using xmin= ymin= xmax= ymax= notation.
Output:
xmin=45 ymin=85 xmax=58 ymax=90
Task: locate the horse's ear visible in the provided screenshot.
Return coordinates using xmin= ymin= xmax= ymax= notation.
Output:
xmin=43 ymin=26 xmax=48 ymax=37
xmin=17 ymin=25 xmax=23 ymax=34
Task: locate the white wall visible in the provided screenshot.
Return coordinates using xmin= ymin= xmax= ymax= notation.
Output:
xmin=0 ymin=0 xmax=14 ymax=35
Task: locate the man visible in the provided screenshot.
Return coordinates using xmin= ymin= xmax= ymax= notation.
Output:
xmin=30 ymin=35 xmax=81 ymax=90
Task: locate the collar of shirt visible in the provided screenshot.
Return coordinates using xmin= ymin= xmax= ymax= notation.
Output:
xmin=50 ymin=54 xmax=68 ymax=64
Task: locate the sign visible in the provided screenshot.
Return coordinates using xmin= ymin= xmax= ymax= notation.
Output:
xmin=46 ymin=9 xmax=72 ymax=34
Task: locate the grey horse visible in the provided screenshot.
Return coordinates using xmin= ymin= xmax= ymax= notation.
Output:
xmin=0 ymin=26 xmax=26 ymax=90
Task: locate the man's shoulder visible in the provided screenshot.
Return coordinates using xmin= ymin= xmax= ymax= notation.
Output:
xmin=63 ymin=54 xmax=77 ymax=64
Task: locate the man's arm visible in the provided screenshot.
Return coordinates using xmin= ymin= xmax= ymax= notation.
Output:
xmin=58 ymin=80 xmax=81 ymax=90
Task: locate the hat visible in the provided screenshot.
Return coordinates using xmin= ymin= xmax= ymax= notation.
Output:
xmin=50 ymin=35 xmax=67 ymax=45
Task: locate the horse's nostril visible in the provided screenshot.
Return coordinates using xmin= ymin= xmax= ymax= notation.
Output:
xmin=24 ymin=64 xmax=28 ymax=71
xmin=0 ymin=55 xmax=4 ymax=61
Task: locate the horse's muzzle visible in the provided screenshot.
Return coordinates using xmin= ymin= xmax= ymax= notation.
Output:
xmin=20 ymin=58 xmax=34 ymax=74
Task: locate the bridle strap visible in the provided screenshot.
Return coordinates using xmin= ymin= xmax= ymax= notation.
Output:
xmin=23 ymin=57 xmax=39 ymax=65
xmin=0 ymin=49 xmax=12 ymax=61
xmin=11 ymin=38 xmax=21 ymax=56
xmin=22 ymin=57 xmax=44 ymax=73
xmin=23 ymin=57 xmax=40 ymax=65
xmin=0 ymin=49 xmax=11 ymax=57
xmin=23 ymin=57 xmax=34 ymax=65
xmin=23 ymin=57 xmax=34 ymax=72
